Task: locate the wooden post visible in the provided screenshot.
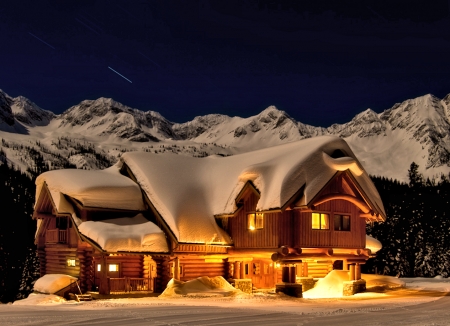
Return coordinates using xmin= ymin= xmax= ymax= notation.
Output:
xmin=282 ymin=265 xmax=290 ymax=283
xmin=173 ymin=257 xmax=180 ymax=280
xmin=355 ymin=263 xmax=361 ymax=280
xmin=233 ymin=261 xmax=241 ymax=279
xmin=99 ymin=254 xmax=110 ymax=295
xmin=289 ymin=265 xmax=296 ymax=283
xmin=343 ymin=259 xmax=348 ymax=271
xmin=303 ymin=262 xmax=308 ymax=277
xmin=349 ymin=264 xmax=356 ymax=281
xmin=240 ymin=262 xmax=245 ymax=279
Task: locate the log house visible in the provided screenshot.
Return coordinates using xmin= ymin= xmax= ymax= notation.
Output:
xmin=33 ymin=136 xmax=385 ymax=294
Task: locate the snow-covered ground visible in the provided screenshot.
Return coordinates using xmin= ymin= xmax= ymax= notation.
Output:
xmin=2 ymin=276 xmax=450 ymax=325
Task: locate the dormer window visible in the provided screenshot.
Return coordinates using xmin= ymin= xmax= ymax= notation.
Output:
xmin=247 ymin=213 xmax=264 ymax=230
xmin=312 ymin=212 xmax=329 ymax=230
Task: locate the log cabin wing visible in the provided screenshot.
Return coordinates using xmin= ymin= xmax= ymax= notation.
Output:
xmin=33 ymin=136 xmax=385 ymax=293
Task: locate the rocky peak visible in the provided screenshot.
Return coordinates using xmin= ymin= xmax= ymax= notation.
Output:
xmin=0 ymin=90 xmax=14 ymax=127
xmin=11 ymin=96 xmax=55 ymax=126
xmin=173 ymin=114 xmax=231 ymax=139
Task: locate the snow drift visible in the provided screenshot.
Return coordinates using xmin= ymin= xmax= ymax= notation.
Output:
xmin=160 ymin=276 xmax=243 ymax=297
xmin=33 ymin=274 xmax=77 ymax=294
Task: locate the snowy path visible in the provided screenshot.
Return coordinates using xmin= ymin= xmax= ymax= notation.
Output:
xmin=2 ymin=290 xmax=449 ymax=325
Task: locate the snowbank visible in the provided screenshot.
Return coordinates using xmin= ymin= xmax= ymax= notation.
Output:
xmin=35 ymin=166 xmax=145 ymax=211
xmin=303 ymin=271 xmax=405 ymax=299
xmin=33 ymin=274 xmax=77 ymax=294
xmin=366 ymin=235 xmax=382 ymax=254
xmin=120 ymin=136 xmax=385 ymax=243
xmin=160 ymin=276 xmax=243 ymax=297
xmin=13 ymin=293 xmax=67 ymax=305
xmin=78 ymin=213 xmax=168 ymax=252
xmin=402 ymin=277 xmax=450 ymax=292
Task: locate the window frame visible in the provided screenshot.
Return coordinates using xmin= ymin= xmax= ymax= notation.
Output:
xmin=247 ymin=212 xmax=264 ymax=230
xmin=311 ymin=212 xmax=330 ymax=230
xmin=334 ymin=213 xmax=351 ymax=231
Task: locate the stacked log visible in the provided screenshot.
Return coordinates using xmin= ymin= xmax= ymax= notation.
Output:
xmin=179 ymin=258 xmax=225 ymax=281
xmin=84 ymin=250 xmax=94 ymax=291
xmin=38 ymin=248 xmax=46 ymax=277
xmin=44 ymin=247 xmax=79 ymax=276
xmin=152 ymin=256 xmax=171 ymax=293
xmin=77 ymin=249 xmax=86 ymax=292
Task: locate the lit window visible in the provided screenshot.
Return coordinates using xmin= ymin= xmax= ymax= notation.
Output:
xmin=334 ymin=215 xmax=350 ymax=231
xmin=97 ymin=264 xmax=101 ymax=272
xmin=312 ymin=213 xmax=329 ymax=230
xmin=247 ymin=213 xmax=264 ymax=230
xmin=67 ymin=259 xmax=76 ymax=267
xmin=109 ymin=264 xmax=119 ymax=272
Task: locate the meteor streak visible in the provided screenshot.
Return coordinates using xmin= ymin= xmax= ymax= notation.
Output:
xmin=108 ymin=66 xmax=132 ymax=83
xmin=28 ymin=32 xmax=55 ymax=49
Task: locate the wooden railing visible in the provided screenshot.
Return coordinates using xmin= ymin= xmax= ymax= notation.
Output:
xmin=46 ymin=229 xmax=68 ymax=244
xmin=110 ymin=277 xmax=153 ymax=293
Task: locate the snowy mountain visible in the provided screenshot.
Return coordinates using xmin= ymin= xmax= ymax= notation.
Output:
xmin=57 ymin=98 xmax=177 ymax=142
xmin=1 ymin=89 xmax=450 ymax=182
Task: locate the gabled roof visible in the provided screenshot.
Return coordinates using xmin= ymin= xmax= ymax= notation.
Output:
xmin=119 ymin=136 xmax=386 ymax=244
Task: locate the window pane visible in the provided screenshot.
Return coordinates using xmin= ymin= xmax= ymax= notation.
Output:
xmin=109 ymin=264 xmax=118 ymax=272
xmin=256 ymin=213 xmax=264 ymax=229
xmin=321 ymin=214 xmax=329 ymax=229
xmin=342 ymin=215 xmax=350 ymax=231
xmin=334 ymin=215 xmax=341 ymax=230
xmin=312 ymin=213 xmax=320 ymax=229
xmin=247 ymin=214 xmax=255 ymax=230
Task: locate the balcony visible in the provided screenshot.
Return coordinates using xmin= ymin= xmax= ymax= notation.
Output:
xmin=46 ymin=229 xmax=68 ymax=244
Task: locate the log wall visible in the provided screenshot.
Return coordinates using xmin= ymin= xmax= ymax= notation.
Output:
xmin=44 ymin=247 xmax=79 ymax=277
xmin=179 ymin=258 xmax=226 ymax=282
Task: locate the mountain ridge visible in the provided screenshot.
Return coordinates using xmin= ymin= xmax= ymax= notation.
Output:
xmin=1 ymin=89 xmax=450 ymax=182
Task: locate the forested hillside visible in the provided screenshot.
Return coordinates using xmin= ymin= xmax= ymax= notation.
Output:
xmin=0 ymin=149 xmax=40 ymax=303
xmin=366 ymin=163 xmax=450 ymax=277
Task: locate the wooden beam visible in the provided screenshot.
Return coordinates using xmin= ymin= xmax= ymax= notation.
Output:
xmin=313 ymin=193 xmax=371 ymax=214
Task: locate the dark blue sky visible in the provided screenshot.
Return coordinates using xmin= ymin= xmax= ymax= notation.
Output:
xmin=1 ymin=0 xmax=450 ymax=126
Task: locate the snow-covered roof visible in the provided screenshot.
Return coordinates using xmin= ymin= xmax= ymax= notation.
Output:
xmin=78 ymin=213 xmax=168 ymax=252
xmin=35 ymin=165 xmax=145 ymax=211
xmin=119 ymin=136 xmax=385 ymax=244
xmin=38 ymin=187 xmax=167 ymax=253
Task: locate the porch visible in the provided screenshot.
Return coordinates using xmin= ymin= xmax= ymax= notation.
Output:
xmin=109 ymin=277 xmax=155 ymax=294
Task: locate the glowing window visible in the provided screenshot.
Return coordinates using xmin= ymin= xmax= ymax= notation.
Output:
xmin=334 ymin=215 xmax=350 ymax=231
xmin=247 ymin=213 xmax=264 ymax=230
xmin=312 ymin=213 xmax=329 ymax=230
xmin=97 ymin=264 xmax=101 ymax=272
xmin=109 ymin=264 xmax=119 ymax=272
xmin=67 ymin=259 xmax=76 ymax=267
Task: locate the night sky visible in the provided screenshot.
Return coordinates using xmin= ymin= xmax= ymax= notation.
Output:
xmin=1 ymin=0 xmax=450 ymax=126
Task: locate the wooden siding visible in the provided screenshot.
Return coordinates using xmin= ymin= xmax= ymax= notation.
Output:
xmin=228 ymin=171 xmax=368 ymax=250
xmin=228 ymin=191 xmax=293 ymax=248
xmin=294 ymin=199 xmax=366 ymax=248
